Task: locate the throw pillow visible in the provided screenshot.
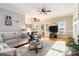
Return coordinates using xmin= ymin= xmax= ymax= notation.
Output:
xmin=0 ymin=43 xmax=9 ymax=51
xmin=21 ymin=33 xmax=26 ymax=38
xmin=0 ymin=36 xmax=3 ymax=43
xmin=0 ymin=44 xmax=4 ymax=51
xmin=21 ymin=32 xmax=29 ymax=38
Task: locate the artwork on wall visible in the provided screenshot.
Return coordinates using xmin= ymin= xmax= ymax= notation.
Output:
xmin=33 ymin=18 xmax=40 ymax=22
xmin=5 ymin=15 xmax=12 ymax=26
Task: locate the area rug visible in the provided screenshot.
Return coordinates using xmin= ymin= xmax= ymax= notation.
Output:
xmin=16 ymin=40 xmax=54 ymax=56
xmin=16 ymin=40 xmax=66 ymax=56
xmin=45 ymin=41 xmax=66 ymax=56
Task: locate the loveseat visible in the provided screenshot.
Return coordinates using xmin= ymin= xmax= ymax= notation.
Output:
xmin=0 ymin=32 xmax=30 ymax=48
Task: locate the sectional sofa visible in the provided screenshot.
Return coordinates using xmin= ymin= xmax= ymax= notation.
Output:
xmin=0 ymin=31 xmax=30 ymax=56
xmin=0 ymin=32 xmax=30 ymax=48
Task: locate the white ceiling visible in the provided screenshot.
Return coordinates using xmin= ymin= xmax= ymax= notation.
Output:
xmin=0 ymin=3 xmax=75 ymax=17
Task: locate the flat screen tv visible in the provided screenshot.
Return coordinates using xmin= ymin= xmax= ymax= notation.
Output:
xmin=49 ymin=26 xmax=58 ymax=33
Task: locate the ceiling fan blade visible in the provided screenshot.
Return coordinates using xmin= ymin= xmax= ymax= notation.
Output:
xmin=44 ymin=12 xmax=47 ymax=15
xmin=39 ymin=12 xmax=43 ymax=14
xmin=39 ymin=12 xmax=47 ymax=15
xmin=46 ymin=10 xmax=51 ymax=12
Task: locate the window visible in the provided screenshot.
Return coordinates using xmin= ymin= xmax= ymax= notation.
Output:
xmin=58 ymin=21 xmax=66 ymax=34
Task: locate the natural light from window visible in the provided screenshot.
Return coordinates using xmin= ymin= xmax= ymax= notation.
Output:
xmin=58 ymin=21 xmax=66 ymax=34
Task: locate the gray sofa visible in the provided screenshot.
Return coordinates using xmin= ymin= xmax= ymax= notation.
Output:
xmin=0 ymin=32 xmax=30 ymax=48
xmin=0 ymin=36 xmax=16 ymax=56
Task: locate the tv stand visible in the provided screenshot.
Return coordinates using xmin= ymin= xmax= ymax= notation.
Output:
xmin=49 ymin=33 xmax=57 ymax=38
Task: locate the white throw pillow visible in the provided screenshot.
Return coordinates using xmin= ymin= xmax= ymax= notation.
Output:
xmin=0 ymin=36 xmax=3 ymax=43
xmin=0 ymin=43 xmax=9 ymax=51
xmin=0 ymin=44 xmax=4 ymax=51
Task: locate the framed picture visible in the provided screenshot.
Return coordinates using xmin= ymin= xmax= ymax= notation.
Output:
xmin=33 ymin=18 xmax=40 ymax=22
xmin=5 ymin=16 xmax=12 ymax=26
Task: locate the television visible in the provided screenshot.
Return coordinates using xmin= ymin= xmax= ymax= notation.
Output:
xmin=49 ymin=26 xmax=58 ymax=33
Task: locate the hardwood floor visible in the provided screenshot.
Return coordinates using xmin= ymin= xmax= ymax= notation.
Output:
xmin=42 ymin=37 xmax=69 ymax=45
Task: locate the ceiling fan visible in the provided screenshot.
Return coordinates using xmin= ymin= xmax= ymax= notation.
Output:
xmin=38 ymin=7 xmax=51 ymax=15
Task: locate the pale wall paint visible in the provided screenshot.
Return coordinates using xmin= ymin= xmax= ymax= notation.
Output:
xmin=40 ymin=15 xmax=73 ymax=37
xmin=73 ymin=3 xmax=79 ymax=44
xmin=0 ymin=7 xmax=25 ymax=32
xmin=50 ymin=15 xmax=73 ymax=37
xmin=25 ymin=14 xmax=73 ymax=37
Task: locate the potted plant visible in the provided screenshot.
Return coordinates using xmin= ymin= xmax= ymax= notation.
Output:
xmin=67 ymin=36 xmax=74 ymax=47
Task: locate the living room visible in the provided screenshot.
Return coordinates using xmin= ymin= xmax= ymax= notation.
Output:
xmin=0 ymin=3 xmax=79 ymax=56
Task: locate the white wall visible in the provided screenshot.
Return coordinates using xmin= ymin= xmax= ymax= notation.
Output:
xmin=49 ymin=15 xmax=73 ymax=37
xmin=0 ymin=7 xmax=25 ymax=32
xmin=73 ymin=3 xmax=79 ymax=45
